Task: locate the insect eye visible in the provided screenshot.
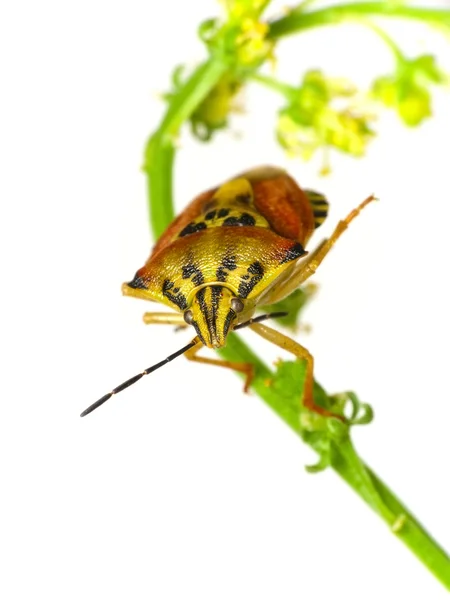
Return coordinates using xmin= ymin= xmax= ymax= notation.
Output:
xmin=184 ymin=309 xmax=194 ymax=325
xmin=231 ymin=298 xmax=244 ymax=313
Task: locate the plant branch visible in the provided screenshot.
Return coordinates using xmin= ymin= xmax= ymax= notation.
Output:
xmin=362 ymin=19 xmax=406 ymax=63
xmin=141 ymin=2 xmax=450 ymax=590
xmin=144 ymin=57 xmax=228 ymax=238
xmin=268 ymin=2 xmax=450 ymax=40
xmin=219 ymin=334 xmax=450 ymax=589
xmin=250 ymin=72 xmax=296 ymax=97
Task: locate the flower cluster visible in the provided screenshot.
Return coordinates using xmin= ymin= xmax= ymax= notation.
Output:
xmin=191 ymin=74 xmax=242 ymax=141
xmin=276 ymin=70 xmax=375 ymax=162
xmin=372 ymin=54 xmax=448 ymax=126
xmin=199 ymin=0 xmax=274 ymax=70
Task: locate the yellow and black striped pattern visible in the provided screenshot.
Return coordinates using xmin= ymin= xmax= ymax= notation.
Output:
xmin=305 ymin=189 xmax=329 ymax=229
xmin=189 ymin=286 xmax=237 ymax=348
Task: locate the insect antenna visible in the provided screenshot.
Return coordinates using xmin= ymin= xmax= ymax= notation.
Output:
xmin=234 ymin=311 xmax=288 ymax=331
xmin=80 ymin=339 xmax=197 ymax=417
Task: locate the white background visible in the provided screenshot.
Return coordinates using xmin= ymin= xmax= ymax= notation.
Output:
xmin=2 ymin=1 xmax=450 ymax=598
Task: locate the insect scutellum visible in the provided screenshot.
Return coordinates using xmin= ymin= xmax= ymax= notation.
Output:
xmin=81 ymin=166 xmax=375 ymax=417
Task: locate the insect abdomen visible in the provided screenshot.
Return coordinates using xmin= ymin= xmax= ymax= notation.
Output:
xmin=304 ymin=189 xmax=329 ymax=229
xmin=174 ymin=177 xmax=270 ymax=239
xmin=148 ymin=167 xmax=329 ymax=264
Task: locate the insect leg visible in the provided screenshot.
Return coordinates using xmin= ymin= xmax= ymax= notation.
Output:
xmin=250 ymin=321 xmax=341 ymax=419
xmin=142 ymin=312 xmax=186 ymax=326
xmin=269 ymin=194 xmax=376 ymax=303
xmin=185 ymin=340 xmax=255 ymax=393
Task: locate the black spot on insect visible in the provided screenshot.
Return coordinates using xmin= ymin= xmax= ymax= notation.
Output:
xmin=239 ymin=213 xmax=256 ymax=226
xmin=222 ymin=255 xmax=237 ymax=271
xmin=218 ymin=208 xmax=230 ymax=218
xmin=205 ymin=210 xmax=216 ymax=220
xmin=238 ymin=261 xmax=264 ymax=298
xmin=127 ymin=274 xmax=148 ymax=290
xmin=173 ymin=287 xmax=180 ymax=294
xmin=280 ymin=242 xmax=306 ymax=264
xmin=179 ymin=221 xmax=207 ymax=237
xmin=192 ymin=271 xmax=204 ymax=286
xmin=238 ymin=280 xmax=256 ymax=298
xmin=216 ymin=254 xmax=238 ymax=281
xmin=222 ymin=213 xmax=256 ymax=227
xmin=216 ymin=266 xmax=227 ymax=282
xmin=248 ymin=261 xmax=264 ymax=275
xmin=313 ymin=209 xmax=328 ymax=218
xmin=222 ymin=216 xmax=241 ymax=227
xmin=182 ymin=264 xmax=195 ymax=278
xmin=182 ymin=263 xmax=204 ymax=286
xmin=236 ymin=193 xmax=251 ymax=205
xmin=162 ymin=279 xmax=188 ymax=310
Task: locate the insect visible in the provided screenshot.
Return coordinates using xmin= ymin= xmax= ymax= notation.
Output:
xmin=81 ymin=166 xmax=374 ymax=417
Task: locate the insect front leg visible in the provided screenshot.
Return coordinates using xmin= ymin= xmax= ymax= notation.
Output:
xmin=185 ymin=340 xmax=254 ymax=393
xmin=250 ymin=322 xmax=341 ymax=419
xmin=268 ymin=194 xmax=376 ymax=303
xmin=142 ymin=312 xmax=186 ymax=326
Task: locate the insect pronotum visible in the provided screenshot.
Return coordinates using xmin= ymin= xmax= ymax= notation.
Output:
xmin=81 ymin=166 xmax=374 ymax=418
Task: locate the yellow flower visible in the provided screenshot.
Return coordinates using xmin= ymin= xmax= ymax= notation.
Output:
xmin=191 ymin=75 xmax=241 ymax=141
xmin=372 ymin=54 xmax=447 ymax=126
xmin=276 ymin=70 xmax=375 ymax=161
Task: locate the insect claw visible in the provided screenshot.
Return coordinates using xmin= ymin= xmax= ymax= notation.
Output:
xmin=243 ymin=366 xmax=255 ymax=393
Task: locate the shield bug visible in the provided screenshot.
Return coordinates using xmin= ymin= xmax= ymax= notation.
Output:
xmin=81 ymin=166 xmax=374 ymax=417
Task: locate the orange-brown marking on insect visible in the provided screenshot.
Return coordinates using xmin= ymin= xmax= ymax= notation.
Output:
xmin=151 ymin=189 xmax=217 ymax=257
xmin=252 ymin=174 xmax=316 ymax=244
xmin=122 ymin=226 xmax=307 ymax=309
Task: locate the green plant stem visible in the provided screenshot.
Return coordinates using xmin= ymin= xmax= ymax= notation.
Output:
xmin=250 ymin=72 xmax=296 ymax=98
xmin=295 ymin=0 xmax=322 ymax=11
xmin=362 ymin=19 xmax=406 ymax=63
xmin=144 ymin=57 xmax=228 ymax=238
xmin=142 ymin=5 xmax=450 ymax=588
xmin=219 ymin=334 xmax=450 ymax=589
xmin=268 ymin=2 xmax=450 ymax=39
xmin=145 ymin=140 xmax=175 ymax=239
